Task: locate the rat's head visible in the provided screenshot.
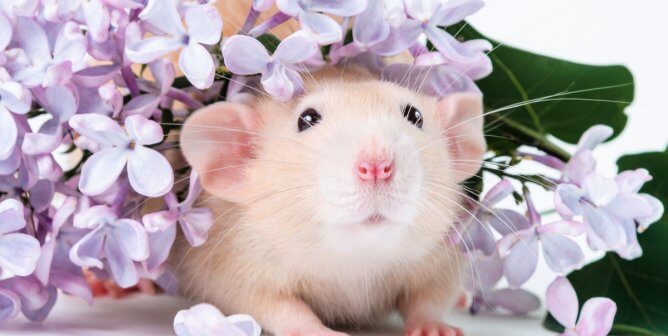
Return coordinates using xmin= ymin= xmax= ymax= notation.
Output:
xmin=181 ymin=69 xmax=485 ymax=252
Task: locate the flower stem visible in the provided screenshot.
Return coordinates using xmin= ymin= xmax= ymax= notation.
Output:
xmin=249 ymin=12 xmax=291 ymax=37
xmin=167 ymin=88 xmax=204 ymax=110
xmin=487 ymin=113 xmax=571 ymax=162
xmin=610 ymin=324 xmax=659 ymax=336
xmin=121 ymin=66 xmax=141 ymax=97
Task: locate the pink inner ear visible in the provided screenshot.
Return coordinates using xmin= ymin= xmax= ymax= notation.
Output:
xmin=436 ymin=93 xmax=486 ymax=182
xmin=180 ymin=102 xmax=259 ymax=203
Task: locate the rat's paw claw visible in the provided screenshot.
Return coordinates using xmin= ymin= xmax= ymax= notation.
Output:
xmin=405 ymin=322 xmax=463 ymax=336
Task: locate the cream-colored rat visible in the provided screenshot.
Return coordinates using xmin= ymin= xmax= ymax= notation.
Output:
xmin=174 ymin=60 xmax=485 ymax=336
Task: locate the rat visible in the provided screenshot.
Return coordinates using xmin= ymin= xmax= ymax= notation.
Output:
xmin=173 ymin=61 xmax=486 ymax=336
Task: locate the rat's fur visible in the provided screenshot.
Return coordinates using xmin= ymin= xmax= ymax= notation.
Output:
xmin=172 ymin=3 xmax=485 ymax=336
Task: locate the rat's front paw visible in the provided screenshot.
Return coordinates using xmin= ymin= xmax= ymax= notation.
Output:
xmin=282 ymin=325 xmax=350 ymax=336
xmin=404 ymin=321 xmax=463 ymax=336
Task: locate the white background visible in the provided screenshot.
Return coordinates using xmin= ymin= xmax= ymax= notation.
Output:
xmin=4 ymin=0 xmax=667 ymax=335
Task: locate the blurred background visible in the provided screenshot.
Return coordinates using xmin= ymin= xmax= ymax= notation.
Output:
xmin=4 ymin=0 xmax=667 ymax=335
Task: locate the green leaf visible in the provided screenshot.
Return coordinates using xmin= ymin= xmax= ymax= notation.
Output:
xmin=449 ymin=23 xmax=633 ymax=146
xmin=256 ymin=33 xmax=281 ymax=54
xmin=543 ymin=149 xmax=668 ymax=335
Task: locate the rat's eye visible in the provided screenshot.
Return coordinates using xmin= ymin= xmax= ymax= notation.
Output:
xmin=298 ymin=108 xmax=321 ymax=132
xmin=402 ymin=104 xmax=423 ymax=128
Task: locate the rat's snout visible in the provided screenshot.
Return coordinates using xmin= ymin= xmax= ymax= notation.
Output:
xmin=355 ymin=150 xmax=393 ymax=183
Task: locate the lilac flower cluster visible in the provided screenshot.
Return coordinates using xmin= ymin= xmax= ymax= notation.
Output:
xmin=459 ymin=125 xmax=663 ymax=319
xmin=0 ymin=0 xmax=495 ymax=325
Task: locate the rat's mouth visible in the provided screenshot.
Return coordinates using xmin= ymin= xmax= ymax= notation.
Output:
xmin=364 ymin=213 xmax=386 ymax=225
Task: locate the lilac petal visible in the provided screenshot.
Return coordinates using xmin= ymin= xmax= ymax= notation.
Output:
xmin=503 ymin=235 xmax=538 ymax=288
xmin=103 ymin=236 xmax=139 ymax=288
xmin=487 ymin=288 xmax=540 ymax=315
xmin=0 ymin=13 xmax=11 ymax=51
xmin=0 ymin=233 xmax=41 ymax=279
xmin=582 ymin=174 xmax=618 ymax=207
xmin=79 ymin=147 xmax=129 ymax=196
xmin=222 ymin=35 xmax=270 ymax=75
xmin=298 ymin=11 xmax=343 ymax=45
xmin=180 ymin=208 xmax=214 ymax=247
xmin=0 ymin=199 xmax=26 ymax=235
xmin=575 ymin=298 xmax=617 ymax=336
xmin=227 ymin=314 xmax=263 ymax=336
xmin=606 ymin=193 xmax=654 ymax=220
xmin=431 ymin=0 xmax=485 ymax=27
xmin=307 ymin=0 xmax=366 ymax=16
xmin=274 ymin=31 xmax=319 ymax=64
xmin=21 ymin=285 xmax=57 ymax=322
xmin=127 ymin=146 xmax=174 ymax=197
xmin=146 ymin=224 xmax=176 ymax=270
xmin=53 ymin=23 xmax=86 ymax=64
xmin=353 ymin=0 xmax=390 ymax=47
xmin=485 ymin=209 xmax=530 ymax=236
xmin=584 ymin=206 xmax=626 ymax=250
xmin=126 ymin=36 xmax=183 ymax=64
xmin=140 ymin=0 xmax=185 ymax=36
xmin=637 ymin=194 xmax=664 ymax=232
xmin=73 ymin=64 xmax=120 ymax=87
xmin=0 ymin=110 xmax=17 ymax=160
xmin=469 ymin=252 xmax=503 ymax=290
xmin=44 ymin=61 xmax=74 ymax=87
xmin=73 ymin=205 xmax=117 ymax=230
xmin=49 ymin=270 xmax=93 ymax=304
xmin=180 ymin=171 xmax=203 ymax=209
xmin=253 ymin=0 xmax=275 ymax=12
xmin=615 ymin=220 xmax=642 ymax=260
xmin=370 ymin=21 xmax=422 ymax=56
xmin=275 ymin=0 xmax=301 ymax=17
xmin=69 ymin=113 xmax=129 ymax=146
xmin=555 ymin=184 xmax=585 ymax=217
xmin=143 ymin=210 xmax=179 ymax=233
xmin=0 ymin=147 xmax=21 ymax=175
xmin=482 ymin=179 xmax=514 ymax=206
xmin=546 ymin=276 xmax=579 ymax=329
xmin=22 ymin=121 xmax=63 ymax=155
xmin=150 ymin=59 xmax=176 ymax=95
xmin=540 ymin=233 xmax=584 ymax=273
xmin=174 ymin=303 xmax=250 ymax=336
xmin=0 ymin=288 xmax=21 ymax=322
xmin=615 ymin=169 xmax=651 ymax=193
xmin=461 ymin=216 xmax=497 ymax=256
xmin=0 ymin=81 xmax=32 ymax=114
xmin=425 ymin=26 xmax=480 ymax=64
xmin=124 ymin=115 xmax=164 ymax=145
xmin=69 ymin=225 xmax=105 ymax=268
xmin=563 ymin=150 xmax=596 ymax=185
xmin=179 ymin=43 xmax=215 ymax=90
xmin=82 ymin=0 xmax=110 ymax=43
xmin=404 ymin=0 xmax=440 ymax=21
xmin=261 ymin=63 xmax=298 ymax=101
xmin=538 ymin=220 xmax=585 ymax=237
xmin=577 ymin=125 xmax=613 ymax=151
xmin=122 ymin=94 xmax=161 ymax=118
xmin=111 ymin=219 xmax=149 ymax=261
xmin=13 ymin=18 xmax=51 ymax=65
xmin=45 ymin=85 xmax=77 ymax=120
xmin=185 ymin=4 xmax=223 ymax=45
xmin=30 ymin=179 xmax=54 ymax=212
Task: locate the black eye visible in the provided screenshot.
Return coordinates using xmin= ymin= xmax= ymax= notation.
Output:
xmin=298 ymin=108 xmax=321 ymax=132
xmin=402 ymin=104 xmax=423 ymax=128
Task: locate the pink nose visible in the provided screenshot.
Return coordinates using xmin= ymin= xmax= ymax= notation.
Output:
xmin=356 ymin=159 xmax=394 ymax=182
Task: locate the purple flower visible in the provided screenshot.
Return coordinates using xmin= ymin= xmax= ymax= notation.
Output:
xmin=122 ymin=59 xmax=175 ymax=118
xmin=0 ymin=199 xmax=41 ymax=280
xmin=0 ymin=275 xmax=58 ymax=322
xmin=0 ymin=73 xmax=32 ymax=161
xmin=69 ymin=114 xmax=174 ymax=197
xmin=468 ymin=252 xmax=540 ymax=315
xmin=561 ymin=125 xmax=613 ymax=186
xmin=174 ymin=303 xmax=262 ymax=336
xmin=126 ymin=0 xmax=222 ymax=89
xmin=222 ymin=30 xmax=319 ymax=101
xmin=0 ymin=287 xmax=20 ymax=322
xmin=69 ymin=205 xmax=149 ymax=288
xmin=498 ymin=191 xmax=585 ymax=288
xmin=6 ymin=19 xmax=86 ymax=88
xmin=459 ymin=179 xmax=530 ymax=255
xmin=276 ymin=0 xmax=367 ymax=45
xmin=547 ymin=276 xmax=616 ymax=336
xmin=142 ymin=172 xmax=214 ymax=271
xmin=22 ymin=85 xmax=78 ymax=155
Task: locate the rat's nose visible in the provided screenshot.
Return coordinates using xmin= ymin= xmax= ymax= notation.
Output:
xmin=356 ymin=158 xmax=394 ymax=182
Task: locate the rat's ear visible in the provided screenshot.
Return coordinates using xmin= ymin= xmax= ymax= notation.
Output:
xmin=180 ymin=102 xmax=259 ymax=203
xmin=436 ymin=93 xmax=487 ymax=182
